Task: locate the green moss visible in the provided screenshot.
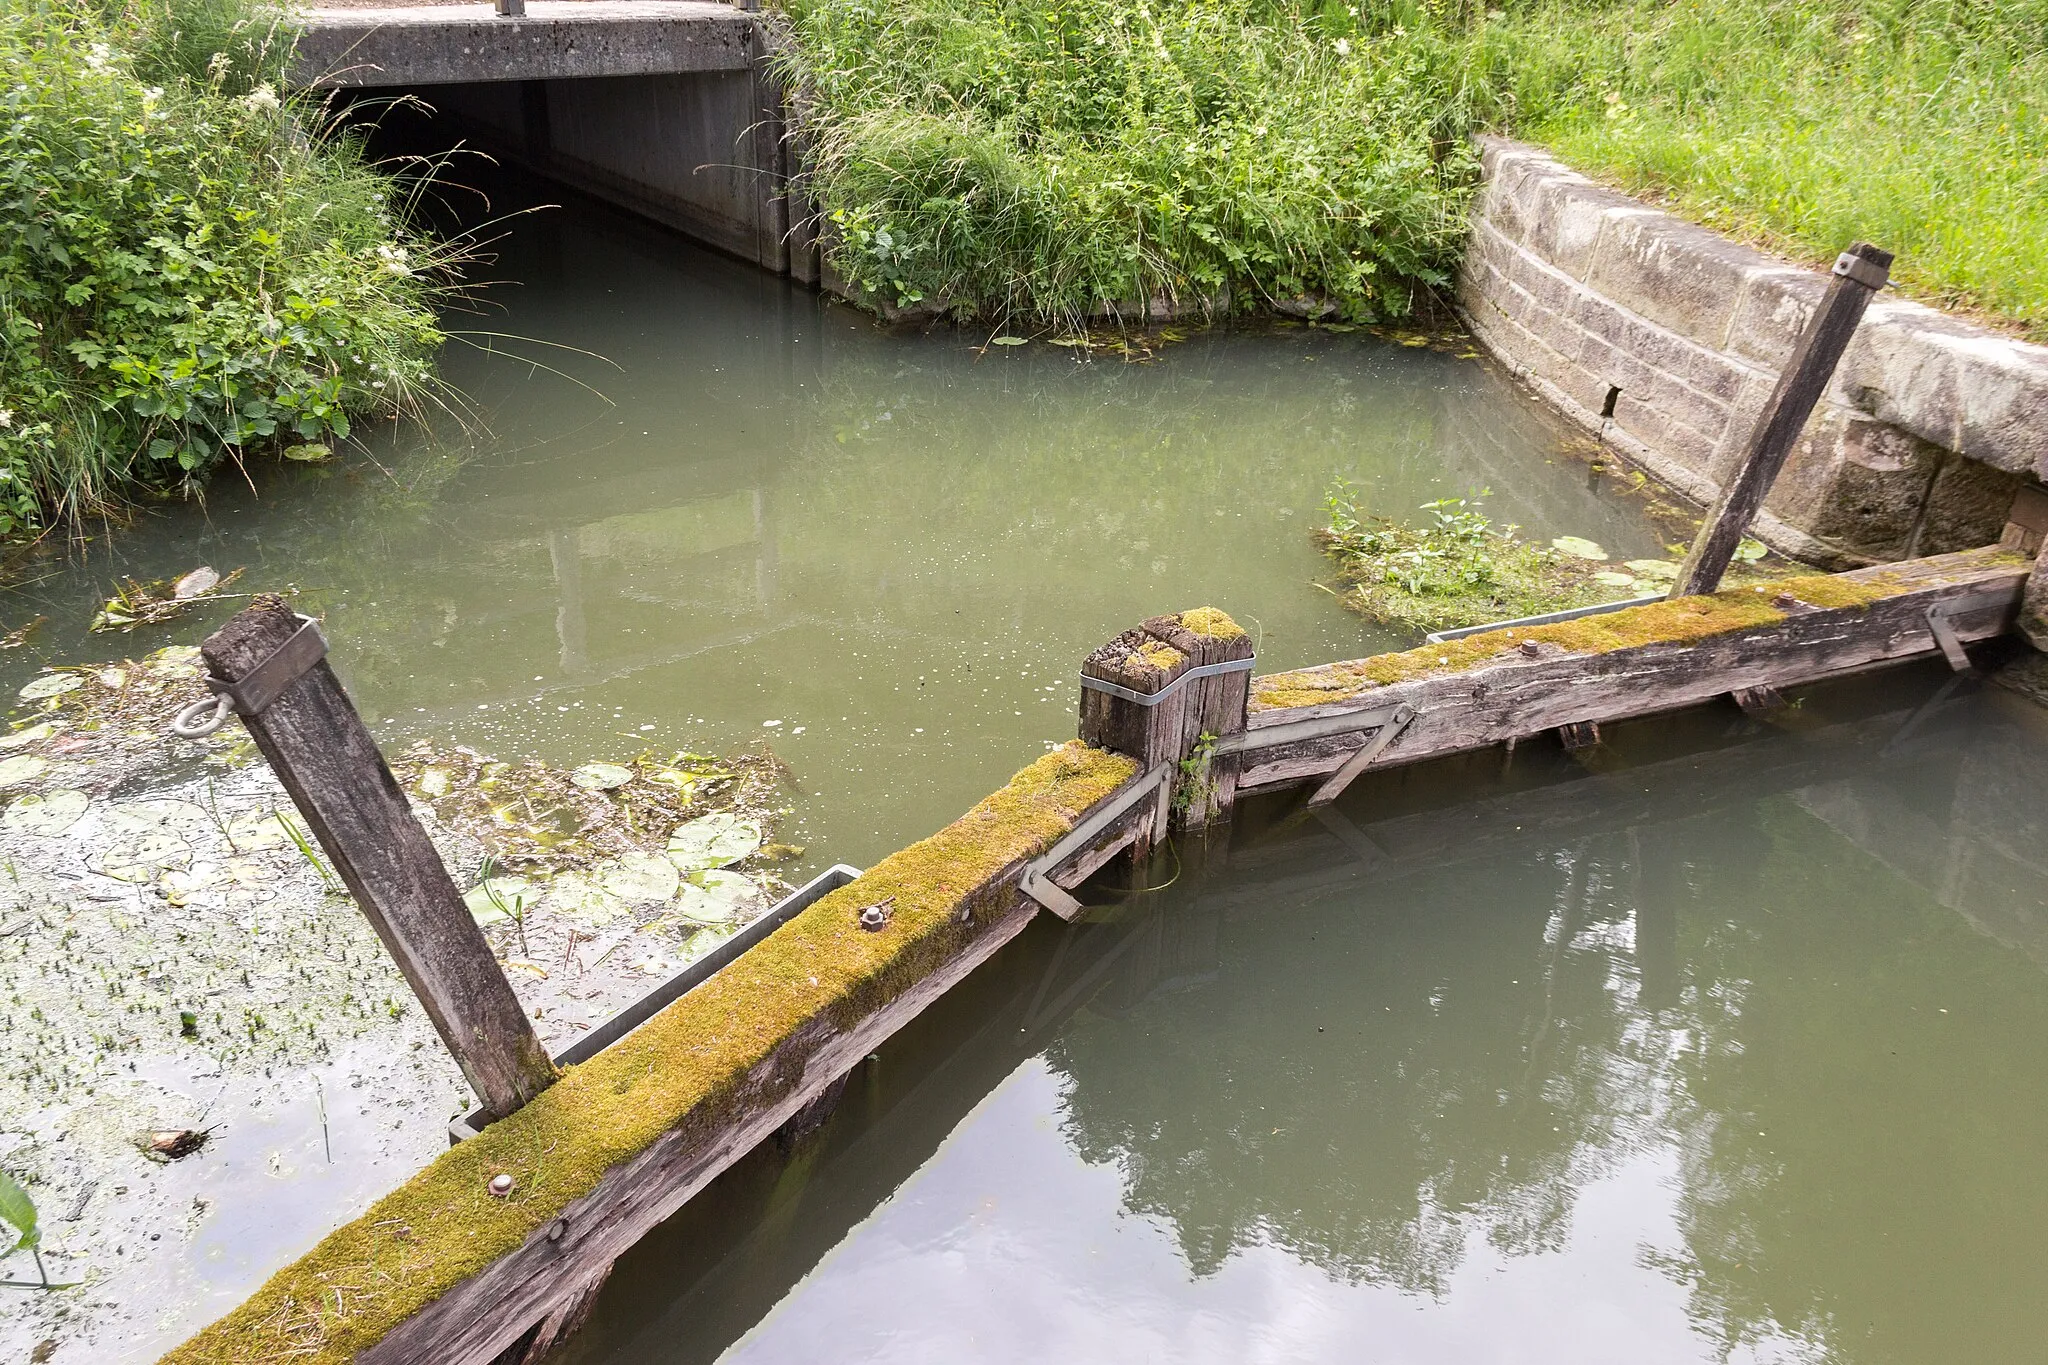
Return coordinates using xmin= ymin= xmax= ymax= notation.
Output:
xmin=160 ymin=742 xmax=1137 ymax=1365
xmin=1252 ymin=571 xmax=1894 ymax=711
xmin=1174 ymin=607 xmax=1248 ymax=642
xmin=1135 ymin=640 xmax=1187 ymax=673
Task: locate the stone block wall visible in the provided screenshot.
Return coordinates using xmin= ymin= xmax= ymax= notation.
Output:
xmin=1459 ymin=137 xmax=2048 ymax=567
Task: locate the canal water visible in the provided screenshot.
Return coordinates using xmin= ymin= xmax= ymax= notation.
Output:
xmin=0 ymin=186 xmax=1659 ymax=871
xmin=8 ymin=177 xmax=2045 ymax=1365
xmin=557 ymin=665 xmax=2048 ymax=1365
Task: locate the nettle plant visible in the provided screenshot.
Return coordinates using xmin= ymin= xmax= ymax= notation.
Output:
xmin=0 ymin=1 xmax=448 ymax=536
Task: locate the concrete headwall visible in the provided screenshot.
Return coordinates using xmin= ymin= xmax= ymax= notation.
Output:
xmin=1459 ymin=137 xmax=2048 ymax=567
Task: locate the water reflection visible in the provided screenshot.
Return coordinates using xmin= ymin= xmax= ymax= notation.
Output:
xmin=0 ymin=188 xmax=1658 ymax=866
xmin=561 ymin=667 xmax=2048 ymax=1365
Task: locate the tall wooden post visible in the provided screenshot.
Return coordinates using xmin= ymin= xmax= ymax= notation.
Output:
xmin=1078 ymin=607 xmax=1254 ymax=842
xmin=1673 ymin=242 xmax=1893 ymax=597
xmin=201 ymin=598 xmax=558 ymax=1118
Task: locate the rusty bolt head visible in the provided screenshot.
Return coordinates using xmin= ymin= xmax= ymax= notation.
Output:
xmin=488 ymin=1173 xmax=514 ymax=1198
xmin=856 ymin=897 xmax=895 ymax=932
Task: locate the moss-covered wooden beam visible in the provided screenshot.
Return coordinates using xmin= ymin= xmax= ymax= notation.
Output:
xmin=1239 ymin=546 xmax=2030 ymax=794
xmin=160 ymin=742 xmax=1139 ymax=1365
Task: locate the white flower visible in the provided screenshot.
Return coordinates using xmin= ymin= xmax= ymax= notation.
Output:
xmin=1334 ymin=37 xmax=1351 ymax=56
xmin=242 ymin=84 xmax=281 ymax=114
xmin=0 ymin=409 xmax=13 ymax=429
xmin=374 ymin=242 xmax=410 ymax=277
xmin=83 ymin=42 xmax=113 ymax=74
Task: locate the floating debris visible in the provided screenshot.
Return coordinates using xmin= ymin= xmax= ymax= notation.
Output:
xmin=2 ymin=615 xmax=45 ymax=649
xmin=90 ymin=566 xmax=245 ymax=632
xmin=140 ymin=1129 xmax=212 ymax=1163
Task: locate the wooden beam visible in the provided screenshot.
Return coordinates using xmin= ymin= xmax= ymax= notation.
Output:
xmin=202 ymin=599 xmax=558 ymax=1119
xmin=1141 ymin=612 xmax=1254 ymax=829
xmin=1674 ymin=242 xmax=1892 ymax=597
xmin=1237 ymin=548 xmax=2027 ymax=796
xmin=351 ymin=782 xmax=1156 ymax=1365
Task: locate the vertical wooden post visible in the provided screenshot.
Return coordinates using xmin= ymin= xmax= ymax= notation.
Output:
xmin=202 ymin=598 xmax=558 ymax=1118
xmin=1673 ymin=242 xmax=1893 ymax=598
xmin=1078 ymin=607 xmax=1255 ymax=844
xmin=1141 ymin=609 xmax=1254 ymax=829
xmin=1079 ymin=626 xmax=1190 ymax=860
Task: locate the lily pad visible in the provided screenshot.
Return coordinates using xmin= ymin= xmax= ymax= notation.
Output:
xmin=98 ymin=831 xmax=192 ymax=882
xmin=1734 ymin=537 xmax=1769 ymax=563
xmin=0 ymin=723 xmax=58 ymax=751
xmin=570 ymin=762 xmax=634 ymax=791
xmin=464 ymin=875 xmax=535 ymax=927
xmin=0 ymin=755 xmax=48 ymax=787
xmin=2 ymin=789 xmax=89 ymax=837
xmin=678 ymin=870 xmax=759 ymax=924
xmin=666 ymin=812 xmax=761 ymax=872
xmin=17 ymin=674 xmax=82 ymax=701
xmin=1549 ymin=536 xmax=1608 ymax=561
xmin=1625 ymin=559 xmax=1680 ymax=582
xmin=224 ymin=811 xmax=292 ymax=852
xmin=989 ymin=336 xmax=1028 ymax=346
xmin=103 ymin=799 xmax=211 ymax=838
xmin=283 ymin=444 xmax=332 ymax=463
xmin=540 ymin=870 xmax=628 ymax=927
xmin=600 ymin=851 xmax=680 ymax=905
xmin=145 ymin=646 xmax=204 ymax=678
xmin=1591 ymin=571 xmax=1638 ymax=587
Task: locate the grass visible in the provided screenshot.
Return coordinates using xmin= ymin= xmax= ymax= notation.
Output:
xmin=778 ymin=0 xmax=2048 ymax=338
xmin=776 ymin=0 xmax=1489 ymax=328
xmin=1482 ymin=0 xmax=2048 ymax=340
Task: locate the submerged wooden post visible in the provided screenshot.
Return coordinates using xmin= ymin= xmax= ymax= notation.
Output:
xmin=200 ymin=597 xmax=557 ymax=1118
xmin=1674 ymin=242 xmax=1893 ymax=597
xmin=1079 ymin=607 xmax=1255 ymax=844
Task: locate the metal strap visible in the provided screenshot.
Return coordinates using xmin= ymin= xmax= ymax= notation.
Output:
xmin=1018 ymin=763 xmax=1174 ymax=921
xmin=1924 ymin=604 xmax=1973 ymax=674
xmin=1080 ymin=656 xmax=1254 ymax=707
xmin=1306 ymin=704 xmax=1417 ymax=807
xmin=204 ymin=615 xmax=327 ymax=716
xmin=1832 ymin=251 xmax=1890 ymax=290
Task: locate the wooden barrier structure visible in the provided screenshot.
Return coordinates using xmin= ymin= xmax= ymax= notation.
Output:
xmin=162 ymin=538 xmax=2037 ymax=1365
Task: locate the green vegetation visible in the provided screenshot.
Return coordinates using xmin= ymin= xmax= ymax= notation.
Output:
xmin=780 ymin=0 xmax=2046 ymax=336
xmin=0 ymin=0 xmax=446 ymax=539
xmin=777 ymin=0 xmax=1487 ymax=326
xmin=1486 ymin=0 xmax=2048 ymax=338
xmin=1318 ymin=485 xmax=1667 ymax=634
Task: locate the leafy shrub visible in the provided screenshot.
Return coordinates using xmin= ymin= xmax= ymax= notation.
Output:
xmin=779 ymin=0 xmax=1487 ymax=326
xmin=0 ymin=0 xmax=447 ymax=537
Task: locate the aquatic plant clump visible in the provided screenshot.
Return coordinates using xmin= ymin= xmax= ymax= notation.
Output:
xmin=0 ymin=0 xmax=448 ymax=538
xmin=778 ymin=0 xmax=1483 ymax=326
xmin=1317 ymin=487 xmax=1644 ymax=635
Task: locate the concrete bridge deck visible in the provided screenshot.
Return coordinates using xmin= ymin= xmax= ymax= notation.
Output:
xmin=294 ymin=1 xmax=755 ymax=87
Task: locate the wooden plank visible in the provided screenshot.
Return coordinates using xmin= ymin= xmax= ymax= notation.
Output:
xmin=353 ymin=775 xmax=1153 ymax=1364
xmin=1674 ymin=242 xmax=1892 ymax=597
xmin=202 ymin=600 xmax=557 ymax=1119
xmin=1236 ymin=549 xmax=2026 ymax=796
xmin=1142 ymin=613 xmax=1254 ymax=828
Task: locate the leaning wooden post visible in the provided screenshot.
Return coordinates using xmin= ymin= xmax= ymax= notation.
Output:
xmin=1673 ymin=242 xmax=1893 ymax=597
xmin=1078 ymin=607 xmax=1255 ymax=846
xmin=199 ymin=597 xmax=558 ymax=1118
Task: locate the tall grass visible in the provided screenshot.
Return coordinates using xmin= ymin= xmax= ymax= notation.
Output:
xmin=1484 ymin=0 xmax=2048 ymax=339
xmin=782 ymin=0 xmax=2047 ymax=338
xmin=0 ymin=0 xmax=450 ymax=539
xmin=778 ymin=0 xmax=1490 ymax=327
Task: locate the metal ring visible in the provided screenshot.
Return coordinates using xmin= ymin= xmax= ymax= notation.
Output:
xmin=170 ymin=694 xmax=234 ymax=740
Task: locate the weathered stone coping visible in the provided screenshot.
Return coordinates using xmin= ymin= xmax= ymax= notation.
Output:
xmin=158 ymin=741 xmax=1136 ymax=1365
xmin=292 ymin=1 xmax=755 ymax=88
xmin=1461 ymin=137 xmax=2048 ymax=568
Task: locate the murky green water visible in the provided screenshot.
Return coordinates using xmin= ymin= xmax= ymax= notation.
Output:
xmin=557 ymin=666 xmax=2048 ymax=1365
xmin=0 ymin=191 xmax=1656 ymax=868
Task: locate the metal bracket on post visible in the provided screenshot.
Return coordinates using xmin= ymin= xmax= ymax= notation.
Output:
xmin=171 ymin=614 xmax=327 ymax=739
xmin=1925 ymin=603 xmax=1974 ymax=673
xmin=1305 ymin=703 xmax=1417 ymax=807
xmin=1017 ymin=764 xmax=1174 ymax=922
